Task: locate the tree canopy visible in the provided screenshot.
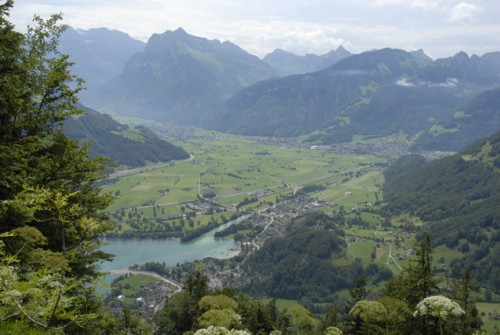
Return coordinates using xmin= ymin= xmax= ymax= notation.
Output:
xmin=0 ymin=1 xmax=114 ymax=332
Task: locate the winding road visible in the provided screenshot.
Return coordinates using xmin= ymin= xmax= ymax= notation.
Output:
xmin=109 ymin=269 xmax=182 ymax=292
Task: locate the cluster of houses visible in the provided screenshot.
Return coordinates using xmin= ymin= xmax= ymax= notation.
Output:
xmin=114 ymin=279 xmax=170 ymax=317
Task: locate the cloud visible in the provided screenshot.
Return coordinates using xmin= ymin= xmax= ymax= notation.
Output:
xmin=432 ymin=77 xmax=459 ymax=87
xmin=9 ymin=0 xmax=500 ymax=60
xmin=447 ymin=2 xmax=483 ymax=23
xmin=396 ymin=77 xmax=459 ymax=88
xmin=279 ymin=26 xmax=348 ymax=55
xmin=396 ymin=78 xmax=415 ymax=87
xmin=366 ymin=0 xmax=404 ymax=6
xmin=200 ymin=20 xmax=350 ymax=57
xmin=367 ymin=0 xmax=439 ymax=10
xmin=410 ymin=0 xmax=440 ymax=11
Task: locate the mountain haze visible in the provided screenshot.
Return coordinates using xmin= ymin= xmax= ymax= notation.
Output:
xmin=90 ymin=28 xmax=277 ymax=124
xmin=59 ymin=27 xmax=145 ymax=102
xmin=59 ymin=26 xmax=500 ymax=151
xmin=263 ymin=46 xmax=351 ymax=76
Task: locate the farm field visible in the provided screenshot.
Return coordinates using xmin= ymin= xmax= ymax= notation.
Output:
xmin=477 ymin=303 xmax=500 ymax=334
xmin=102 ymin=131 xmax=388 ymax=238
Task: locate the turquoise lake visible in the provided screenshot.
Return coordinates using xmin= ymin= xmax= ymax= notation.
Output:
xmin=100 ymin=217 xmax=246 ymax=272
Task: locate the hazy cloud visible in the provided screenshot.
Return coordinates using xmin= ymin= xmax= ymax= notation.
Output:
xmin=216 ymin=22 xmax=349 ymax=56
xmin=9 ymin=0 xmax=500 ymax=59
xmin=410 ymin=0 xmax=440 ymax=11
xmin=396 ymin=77 xmax=460 ymax=88
xmin=396 ymin=78 xmax=416 ymax=87
xmin=366 ymin=0 xmax=405 ymax=6
xmin=447 ymin=2 xmax=483 ymax=23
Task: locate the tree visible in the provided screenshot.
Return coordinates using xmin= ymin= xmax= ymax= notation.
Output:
xmin=324 ymin=327 xmax=343 ymax=335
xmin=156 ymin=273 xmax=209 ymax=334
xmin=0 ymin=1 xmax=22 ymax=137
xmin=384 ymin=233 xmax=440 ymax=307
xmin=198 ymin=294 xmax=240 ymax=329
xmin=349 ymin=300 xmax=387 ymax=335
xmin=232 ymin=299 xmax=275 ymax=335
xmin=376 ymin=296 xmax=411 ymax=335
xmin=453 ymin=268 xmax=481 ymax=334
xmin=185 ymin=271 xmax=209 ymax=305
xmin=343 ymin=275 xmax=369 ymax=334
xmin=0 ymin=2 xmax=113 ymax=331
xmin=348 ymin=297 xmax=411 ymax=335
xmin=194 ymin=326 xmax=251 ymax=335
xmin=155 ymin=292 xmax=194 ymax=335
xmin=282 ymin=304 xmax=315 ymax=335
xmin=384 ymin=233 xmax=441 ymax=335
xmin=319 ymin=308 xmax=339 ymax=334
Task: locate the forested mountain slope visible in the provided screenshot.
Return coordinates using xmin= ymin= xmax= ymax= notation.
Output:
xmin=241 ymin=213 xmax=390 ymax=312
xmin=413 ymin=87 xmax=500 ymax=151
xmin=63 ymin=105 xmax=189 ymax=167
xmin=209 ymin=49 xmax=500 ymax=143
xmin=383 ymin=131 xmax=500 ymax=293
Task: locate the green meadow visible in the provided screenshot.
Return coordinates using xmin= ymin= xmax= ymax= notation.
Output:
xmin=111 ymin=274 xmax=158 ymax=304
xmin=103 ymin=131 xmax=387 ymax=236
xmin=477 ymin=303 xmax=500 ymax=334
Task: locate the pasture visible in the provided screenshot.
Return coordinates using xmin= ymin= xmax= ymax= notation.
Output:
xmin=102 ymin=132 xmax=387 ymax=236
xmin=477 ymin=303 xmax=500 ymax=334
xmin=111 ymin=274 xmax=158 ymax=304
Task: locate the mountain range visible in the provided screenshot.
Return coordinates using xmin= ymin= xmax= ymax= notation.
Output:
xmin=62 ymin=26 xmax=500 ymax=153
xmin=209 ymin=48 xmax=500 ymax=144
xmin=57 ymin=25 xmax=500 ymax=299
xmin=262 ymin=46 xmax=352 ymax=76
xmin=88 ymin=28 xmax=277 ymax=124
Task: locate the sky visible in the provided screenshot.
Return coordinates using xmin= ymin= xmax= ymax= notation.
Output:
xmin=9 ymin=0 xmax=500 ymax=59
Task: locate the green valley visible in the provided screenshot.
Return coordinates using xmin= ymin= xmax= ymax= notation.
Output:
xmin=101 ymin=129 xmax=387 ymax=240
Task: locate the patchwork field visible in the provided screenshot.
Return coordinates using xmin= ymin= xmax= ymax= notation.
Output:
xmin=102 ymin=131 xmax=388 ymax=237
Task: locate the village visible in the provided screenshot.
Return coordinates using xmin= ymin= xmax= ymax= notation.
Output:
xmin=114 ymin=188 xmax=417 ymax=316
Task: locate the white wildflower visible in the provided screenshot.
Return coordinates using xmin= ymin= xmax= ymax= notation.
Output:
xmin=414 ymin=295 xmax=465 ymax=335
xmin=325 ymin=326 xmax=344 ymax=335
xmin=0 ymin=266 xmax=17 ymax=289
xmin=414 ymin=295 xmax=464 ymax=320
xmin=194 ymin=326 xmax=251 ymax=335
